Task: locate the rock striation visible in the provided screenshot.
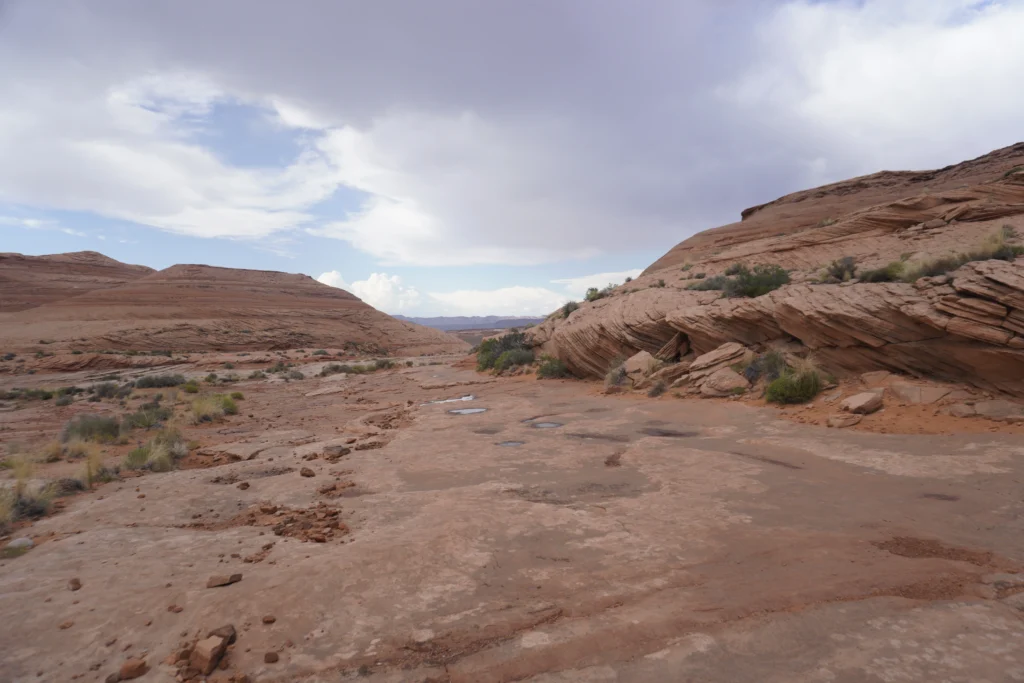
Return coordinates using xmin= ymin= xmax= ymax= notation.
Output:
xmin=530 ymin=144 xmax=1024 ymax=396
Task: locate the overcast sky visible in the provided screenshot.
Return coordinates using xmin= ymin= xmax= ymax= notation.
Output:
xmin=1 ymin=0 xmax=1022 ymax=315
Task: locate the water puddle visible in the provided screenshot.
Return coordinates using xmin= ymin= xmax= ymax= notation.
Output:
xmin=448 ymin=408 xmax=488 ymax=415
xmin=532 ymin=422 xmax=563 ymax=429
xmin=497 ymin=441 xmax=525 ymax=447
xmin=422 ymin=395 xmax=475 ymax=406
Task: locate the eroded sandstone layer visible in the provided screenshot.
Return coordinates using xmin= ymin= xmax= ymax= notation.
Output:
xmin=0 ymin=262 xmax=467 ymax=356
xmin=531 ymin=143 xmax=1024 ymax=395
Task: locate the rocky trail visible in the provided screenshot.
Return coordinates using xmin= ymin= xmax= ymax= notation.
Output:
xmin=4 ymin=357 xmax=1024 ymax=682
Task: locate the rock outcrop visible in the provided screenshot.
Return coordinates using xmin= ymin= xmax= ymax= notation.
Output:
xmin=0 ymin=261 xmax=468 ymax=355
xmin=0 ymin=251 xmax=154 ymax=312
xmin=530 ymin=144 xmax=1024 ymax=396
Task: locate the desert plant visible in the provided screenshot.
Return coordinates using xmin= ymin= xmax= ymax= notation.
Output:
xmin=123 ymin=446 xmax=150 ymax=469
xmin=230 ymin=391 xmax=244 ymax=400
xmin=247 ymin=370 xmax=266 ymax=380
xmin=204 ymin=373 xmax=218 ymax=383
xmin=818 ymin=217 xmax=838 ymax=227
xmin=374 ymin=358 xmax=394 ymax=370
xmin=824 ymin=256 xmax=857 ymax=282
xmin=742 ymin=350 xmax=788 ymax=384
xmin=190 ymin=396 xmax=224 ymax=423
xmin=857 ymin=261 xmax=905 ymax=283
xmin=561 ymin=301 xmax=579 ymax=318
xmin=604 ymin=357 xmax=627 ymax=389
xmin=223 ymin=362 xmax=235 ymax=369
xmin=723 ymin=264 xmax=790 ymax=298
xmin=92 ymin=382 xmax=118 ymax=399
xmin=493 ymin=348 xmax=535 ymax=372
xmin=686 ymin=275 xmax=728 ymax=291
xmin=63 ymin=439 xmax=99 ymax=461
xmin=537 ymin=356 xmax=571 ymax=379
xmin=55 ymin=394 xmax=73 ymax=407
xmin=182 ymin=381 xmax=200 ymax=393
xmin=287 ymin=370 xmax=305 ymax=380
xmin=40 ymin=440 xmax=64 ymax=463
xmin=647 ymin=380 xmax=667 ymax=398
xmin=61 ymin=414 xmax=121 ymax=443
xmin=477 ymin=330 xmax=531 ymax=371
xmin=134 ymin=374 xmax=185 ymax=389
xmin=765 ymin=359 xmax=823 ymax=405
xmin=653 ymin=279 xmax=666 ymax=288
xmin=221 ymin=396 xmax=238 ymax=415
xmin=80 ymin=447 xmax=105 ymax=487
xmin=312 ymin=349 xmax=328 ymax=356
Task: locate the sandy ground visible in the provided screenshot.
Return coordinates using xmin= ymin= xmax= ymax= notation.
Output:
xmin=3 ymin=358 xmax=1024 ymax=682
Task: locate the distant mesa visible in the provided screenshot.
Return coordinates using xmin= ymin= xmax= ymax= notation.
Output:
xmin=0 ymin=256 xmax=467 ymax=355
xmin=395 ymin=315 xmax=546 ymax=331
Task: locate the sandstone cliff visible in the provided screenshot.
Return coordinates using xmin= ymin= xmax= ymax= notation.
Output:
xmin=0 ymin=250 xmax=154 ymax=312
xmin=0 ymin=260 xmax=468 ymax=356
xmin=531 ymin=143 xmax=1024 ymax=396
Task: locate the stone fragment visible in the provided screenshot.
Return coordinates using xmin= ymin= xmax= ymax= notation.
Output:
xmin=840 ymin=392 xmax=883 ymax=415
xmin=59 ymin=620 xmax=73 ymax=630
xmin=300 ymin=467 xmax=316 ymax=478
xmin=860 ymin=371 xmax=891 ymax=385
xmin=323 ymin=445 xmax=351 ymax=458
xmin=947 ymin=403 xmax=976 ymax=418
xmin=827 ymin=414 xmax=862 ymax=429
xmin=264 ymin=652 xmax=279 ymax=663
xmin=262 ymin=615 xmax=276 ymax=624
xmin=623 ymin=350 xmax=658 ymax=377
xmin=190 ymin=635 xmax=227 ymax=675
xmin=237 ymin=482 xmax=250 ymax=490
xmin=689 ymin=342 xmax=748 ymax=373
xmin=6 ymin=537 xmax=33 ymax=551
xmin=208 ymin=624 xmax=237 ymax=645
xmin=68 ymin=578 xmax=82 ymax=591
xmin=700 ymin=367 xmax=750 ymax=398
xmin=119 ymin=659 xmax=148 ymax=680
xmin=259 ymin=504 xmax=278 ymax=514
xmin=973 ymin=400 xmax=1024 ymax=421
xmin=206 ymin=573 xmax=242 ymax=588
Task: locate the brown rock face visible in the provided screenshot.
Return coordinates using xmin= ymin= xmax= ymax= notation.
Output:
xmin=529 ymin=144 xmax=1024 ymax=397
xmin=0 ymin=251 xmax=153 ymax=313
xmin=0 ymin=261 xmax=468 ymax=356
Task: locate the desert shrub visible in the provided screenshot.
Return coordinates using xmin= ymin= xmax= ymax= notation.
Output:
xmin=765 ymin=360 xmax=823 ymax=405
xmin=477 ymin=330 xmax=530 ymax=371
xmin=493 ymin=348 xmax=535 ymax=372
xmin=122 ymin=404 xmax=172 ymax=430
xmin=12 ymin=486 xmax=52 ymax=520
xmin=123 ymin=446 xmax=151 ymax=470
xmin=647 ymin=380 xmax=667 ymax=398
xmin=405 ymin=360 xmax=414 ymax=367
xmin=190 ymin=396 xmax=224 ymax=424
xmin=2 ymin=352 xmax=15 ymax=361
xmin=63 ymin=439 xmax=99 ymax=461
xmin=824 ymin=256 xmax=857 ymax=282
xmin=686 ymin=275 xmax=728 ymax=291
xmin=61 ymin=414 xmax=120 ymax=443
xmin=723 ymin=264 xmax=790 ymax=298
xmin=247 ymin=370 xmax=266 ymax=380
xmin=743 ymin=350 xmax=788 ymax=384
xmin=205 ymin=373 xmax=218 ymax=383
xmin=561 ymin=301 xmax=579 ymax=318
xmin=79 ymin=446 xmax=105 ymax=487
xmin=724 ymin=263 xmax=745 ymax=276
xmin=312 ymin=349 xmax=327 ymax=356
xmin=905 ymin=232 xmax=1024 ymax=281
xmin=1 ymin=387 xmax=56 ymax=401
xmin=230 ymin=391 xmax=244 ymax=400
xmin=624 ymin=276 xmax=633 ymax=282
xmin=287 ymin=370 xmax=305 ymax=380
xmin=585 ymin=284 xmax=617 ymax=302
xmin=604 ymin=357 xmax=627 ymax=389
xmin=54 ymin=394 xmax=73 ymax=407
xmin=92 ymin=382 xmax=118 ymax=399
xmin=537 ymin=356 xmax=571 ymax=379
xmin=182 ymin=381 xmax=200 ymax=394
xmin=223 ymin=362 xmax=235 ymax=369
xmin=134 ymin=374 xmax=185 ymax=389
xmin=221 ymin=396 xmax=238 ymax=415
xmin=857 ymin=261 xmax=904 ymax=283
xmin=818 ymin=217 xmax=838 ymax=227
xmin=653 ymin=279 xmax=666 ymax=288
xmin=374 ymin=359 xmax=394 ymax=370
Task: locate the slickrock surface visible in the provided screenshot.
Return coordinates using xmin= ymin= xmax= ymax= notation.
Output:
xmin=0 ymin=262 xmax=467 ymax=356
xmin=0 ymin=251 xmax=154 ymax=313
xmin=530 ymin=144 xmax=1024 ymax=395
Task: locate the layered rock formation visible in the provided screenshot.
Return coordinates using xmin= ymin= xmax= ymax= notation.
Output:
xmin=531 ymin=144 xmax=1024 ymax=396
xmin=0 ymin=261 xmax=468 ymax=355
xmin=0 ymin=251 xmax=154 ymax=312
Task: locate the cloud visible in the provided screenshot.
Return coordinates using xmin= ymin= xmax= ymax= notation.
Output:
xmin=427 ymin=286 xmax=569 ymax=317
xmin=551 ymin=269 xmax=643 ymax=299
xmin=317 ymin=271 xmax=422 ymax=312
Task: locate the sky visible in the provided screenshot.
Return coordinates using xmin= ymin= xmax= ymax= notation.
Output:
xmin=1 ymin=0 xmax=1023 ymax=316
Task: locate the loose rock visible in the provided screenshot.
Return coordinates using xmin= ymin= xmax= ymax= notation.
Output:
xmin=68 ymin=578 xmax=82 ymax=591
xmin=827 ymin=414 xmax=863 ymax=429
xmin=119 ymin=658 xmax=148 ymax=680
xmin=206 ymin=573 xmax=243 ymax=588
xmin=264 ymin=652 xmax=279 ymax=663
xmin=300 ymin=467 xmax=316 ymax=477
xmin=190 ymin=635 xmax=227 ymax=675
xmin=840 ymin=392 xmax=883 ymax=415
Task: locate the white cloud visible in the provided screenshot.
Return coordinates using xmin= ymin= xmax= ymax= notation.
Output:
xmin=551 ymin=269 xmax=643 ymax=299
xmin=725 ymin=0 xmax=1024 ymax=174
xmin=427 ymin=286 xmax=568 ymax=317
xmin=317 ymin=271 xmax=422 ymax=313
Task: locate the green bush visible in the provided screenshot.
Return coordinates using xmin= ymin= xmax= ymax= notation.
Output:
xmin=494 ymin=348 xmax=534 ymax=372
xmin=287 ymin=370 xmax=305 ymax=380
xmin=61 ymin=414 xmax=121 ymax=443
xmin=312 ymin=349 xmax=328 ymax=356
xmin=585 ymin=284 xmax=616 ymax=302
xmin=134 ymin=374 xmax=186 ymax=389
xmin=55 ymin=395 xmax=73 ymax=407
xmin=477 ymin=330 xmax=531 ymax=371
xmin=537 ymin=357 xmax=571 ymax=379
xmin=723 ymin=264 xmax=790 ymax=298
xmin=247 ymin=370 xmax=266 ymax=380
xmin=604 ymin=358 xmax=627 ymax=389
xmin=0 ymin=388 xmax=54 ymax=401
xmin=742 ymin=350 xmax=787 ymax=384
xmin=221 ymin=396 xmax=239 ymax=415
xmin=92 ymin=382 xmax=118 ymax=399
xmin=374 ymin=358 xmax=394 ymax=370
xmin=122 ymin=405 xmax=172 ymax=430
xmin=230 ymin=391 xmax=244 ymax=400
xmin=561 ymin=301 xmax=579 ymax=318
xmin=182 ymin=381 xmax=200 ymax=394
xmin=686 ymin=275 xmax=728 ymax=291
xmin=824 ymin=256 xmax=857 ymax=283
xmin=858 ymin=261 xmax=905 ymax=283
xmin=223 ymin=362 xmax=235 ymax=369
xmin=205 ymin=373 xmax=218 ymax=383
xmin=765 ymin=365 xmax=822 ymax=405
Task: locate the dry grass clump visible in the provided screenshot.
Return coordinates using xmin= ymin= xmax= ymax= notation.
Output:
xmin=189 ymin=394 xmax=238 ymax=424
xmin=765 ymin=357 xmax=823 ymax=405
xmin=604 ymin=357 xmax=627 ymax=389
xmin=123 ymin=428 xmax=188 ymax=472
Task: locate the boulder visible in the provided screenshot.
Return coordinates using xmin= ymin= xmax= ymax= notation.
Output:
xmin=700 ymin=368 xmax=750 ymax=398
xmin=206 ymin=573 xmax=242 ymax=588
xmin=946 ymin=403 xmax=976 ymax=418
xmin=119 ymin=659 xmax=148 ymax=680
xmin=973 ymin=400 xmax=1024 ymax=421
xmin=827 ymin=414 xmax=863 ymax=429
xmin=190 ymin=635 xmax=227 ymax=675
xmin=623 ymin=351 xmax=658 ymax=377
xmin=689 ymin=342 xmax=749 ymax=374
xmin=840 ymin=392 xmax=883 ymax=415
xmin=5 ymin=537 xmax=33 ymax=551
xmin=888 ymin=382 xmax=950 ymax=405
xmin=860 ymin=371 xmax=891 ymax=385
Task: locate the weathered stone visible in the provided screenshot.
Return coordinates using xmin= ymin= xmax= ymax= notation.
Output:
xmin=623 ymin=351 xmax=658 ymax=377
xmin=264 ymin=652 xmax=279 ymax=663
xmin=840 ymin=392 xmax=883 ymax=415
xmin=190 ymin=635 xmax=227 ymax=675
xmin=947 ymin=403 xmax=976 ymax=418
xmin=860 ymin=371 xmax=891 ymax=385
xmin=6 ymin=537 xmax=33 ymax=551
xmin=945 ymin=316 xmax=1014 ymax=345
xmin=262 ymin=615 xmax=277 ymax=624
xmin=208 ymin=624 xmax=237 ymax=645
xmin=973 ymin=400 xmax=1024 ymax=421
xmin=827 ymin=414 xmax=862 ymax=429
xmin=689 ymin=342 xmax=748 ymax=373
xmin=237 ymin=481 xmax=250 ymax=490
xmin=206 ymin=573 xmax=242 ymax=588
xmin=119 ymin=659 xmax=148 ymax=680
xmin=700 ymin=368 xmax=750 ymax=398
xmin=300 ymin=467 xmax=316 ymax=477
xmin=68 ymin=577 xmax=82 ymax=591
xmin=888 ymin=382 xmax=950 ymax=405
xmin=653 ymin=332 xmax=688 ymax=362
